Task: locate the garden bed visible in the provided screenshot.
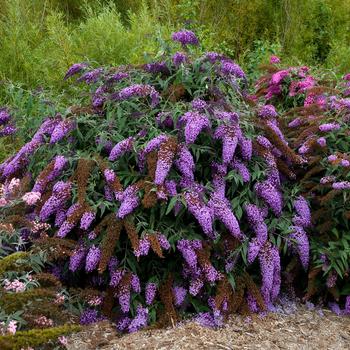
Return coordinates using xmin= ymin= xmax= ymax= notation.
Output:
xmin=66 ymin=302 xmax=350 ymax=350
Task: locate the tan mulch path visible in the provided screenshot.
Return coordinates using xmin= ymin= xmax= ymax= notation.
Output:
xmin=66 ymin=304 xmax=350 ymax=350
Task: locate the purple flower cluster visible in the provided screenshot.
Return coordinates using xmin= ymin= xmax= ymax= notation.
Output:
xmin=33 ymin=155 xmax=67 ymax=193
xmin=231 ymin=158 xmax=250 ymax=182
xmin=204 ymin=51 xmax=224 ymax=63
xmin=191 ymin=98 xmax=208 ymax=111
xmin=332 ymin=181 xmax=350 ymax=190
xmin=80 ymin=309 xmax=103 ymax=325
xmin=77 ymin=68 xmax=103 ymax=84
xmin=173 ymin=286 xmax=187 ymax=306
xmin=116 ymin=84 xmax=160 ymax=107
xmin=156 ymin=112 xmax=174 ymax=129
xmin=171 ymin=30 xmax=199 ymax=46
xmin=144 ymin=61 xmax=169 ymax=75
xmin=154 ymin=145 xmax=176 ymax=186
xmin=172 ymin=52 xmax=188 ymax=66
xmin=40 ymin=181 xmax=71 ymax=221
xmin=1 ymin=117 xmax=61 ymax=179
xmin=0 ymin=108 xmax=16 ymax=137
xmin=177 ymin=239 xmax=201 ymax=271
xmin=134 ymin=237 xmax=151 ymax=258
xmin=214 ymin=124 xmax=239 ymax=164
xmin=211 ymin=162 xmax=227 ymax=198
xmin=194 ymin=310 xmax=223 ymax=329
xmin=220 ymin=60 xmax=245 ymax=79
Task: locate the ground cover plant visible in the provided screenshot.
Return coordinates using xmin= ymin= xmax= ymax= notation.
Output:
xmin=0 ymin=29 xmax=350 ymax=348
xmin=0 ymin=182 xmax=82 ymax=349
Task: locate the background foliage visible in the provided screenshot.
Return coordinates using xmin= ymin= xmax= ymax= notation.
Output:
xmin=0 ymin=0 xmax=350 ymax=91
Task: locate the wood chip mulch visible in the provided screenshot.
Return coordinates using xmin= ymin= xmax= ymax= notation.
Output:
xmin=66 ymin=304 xmax=350 ymax=350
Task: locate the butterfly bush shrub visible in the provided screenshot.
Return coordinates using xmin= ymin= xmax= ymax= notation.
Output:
xmin=0 ymin=31 xmax=313 ymax=332
xmin=255 ymin=57 xmax=350 ymax=314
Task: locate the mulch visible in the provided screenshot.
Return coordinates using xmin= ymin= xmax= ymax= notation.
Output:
xmin=66 ymin=302 xmax=350 ymax=350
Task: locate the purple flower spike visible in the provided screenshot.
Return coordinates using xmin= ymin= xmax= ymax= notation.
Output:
xmin=181 ymin=111 xmax=211 ymax=144
xmin=244 ymin=204 xmax=268 ymax=244
xmin=85 ymin=245 xmax=101 ymax=272
xmin=117 ymin=185 xmax=140 ymax=219
xmin=80 ymin=211 xmax=96 ymax=230
xmin=248 ymin=238 xmax=263 ymax=264
xmin=134 ymin=237 xmax=151 ymax=258
xmin=258 ymin=105 xmax=278 ymax=119
xmin=177 ymin=239 xmax=200 ymax=271
xmin=239 ymin=138 xmax=253 ymax=161
xmin=145 ymin=283 xmax=157 ymax=305
xmin=80 ymin=309 xmax=103 ymax=325
xmin=175 ymin=144 xmax=195 ymax=182
xmin=208 ymin=193 xmax=243 ymax=240
xmin=191 ymin=98 xmax=208 ymax=111
xmin=232 ymin=158 xmax=250 ymax=182
xmin=271 ymin=245 xmax=281 ymax=301
xmin=319 ymin=123 xmax=341 ymax=132
xmin=214 ymin=124 xmax=240 ymax=164
xmin=292 ymin=196 xmax=311 ymax=228
xmin=184 ymin=191 xmax=215 ymax=239
xmin=173 ymin=286 xmax=187 ymax=306
xmin=144 ymin=61 xmax=170 ymax=75
xmin=131 ymin=274 xmax=141 ymax=293
xmin=332 ymin=181 xmax=350 ymax=190
xmin=128 ymin=305 xmax=149 ymax=333
xmin=258 ymin=242 xmax=275 ymax=305
xmin=64 ymin=63 xmax=88 ymax=80
xmin=289 ymin=226 xmax=309 ymax=270
xmin=50 ymin=119 xmax=75 ymax=144
xmin=69 ymin=247 xmax=87 ymax=272
xmin=254 ymin=180 xmax=283 ymax=216
xmin=109 ymin=137 xmax=134 ymax=161
xmin=194 ymin=311 xmax=223 ymax=329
